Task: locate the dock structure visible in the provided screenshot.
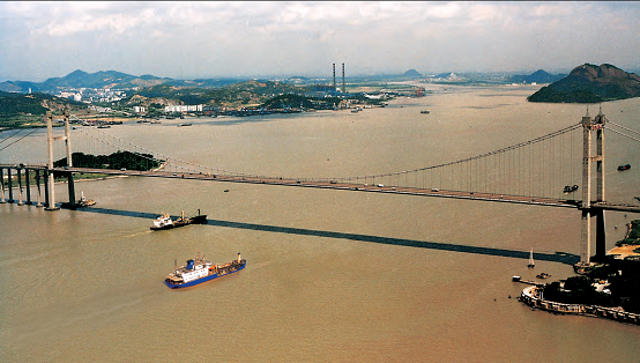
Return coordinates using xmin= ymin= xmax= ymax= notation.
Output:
xmin=519 ymin=285 xmax=640 ymax=325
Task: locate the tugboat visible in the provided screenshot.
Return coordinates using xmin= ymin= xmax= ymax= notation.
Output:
xmin=60 ymin=191 xmax=96 ymax=209
xmin=150 ymin=209 xmax=207 ymax=231
xmin=420 ymin=110 xmax=431 ymax=114
xmin=164 ymin=252 xmax=246 ymax=289
xmin=617 ymin=164 xmax=631 ymax=171
xmin=563 ymin=185 xmax=579 ymax=193
xmin=76 ymin=191 xmax=96 ymax=207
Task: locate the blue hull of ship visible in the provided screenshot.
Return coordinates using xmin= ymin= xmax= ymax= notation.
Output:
xmin=165 ymin=263 xmax=246 ymax=289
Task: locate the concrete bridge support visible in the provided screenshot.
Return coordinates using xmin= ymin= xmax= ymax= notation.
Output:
xmin=45 ymin=111 xmax=59 ymax=211
xmin=595 ymin=208 xmax=607 ymax=260
xmin=43 ymin=170 xmax=51 ymax=209
xmin=7 ymin=168 xmax=14 ymax=203
xmin=579 ymin=110 xmax=607 ymax=266
xmin=0 ymin=168 xmax=5 ymax=203
xmin=16 ymin=167 xmax=24 ymax=205
xmin=24 ymin=168 xmax=32 ymax=205
xmin=35 ymin=170 xmax=43 ymax=207
xmin=64 ymin=111 xmax=76 ymax=208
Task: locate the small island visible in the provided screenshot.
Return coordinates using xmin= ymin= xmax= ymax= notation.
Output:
xmin=518 ymin=220 xmax=640 ymax=324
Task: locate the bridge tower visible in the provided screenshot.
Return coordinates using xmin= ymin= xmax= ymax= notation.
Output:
xmin=45 ymin=111 xmax=58 ymax=210
xmin=579 ymin=109 xmax=607 ymax=265
xmin=44 ymin=110 xmax=76 ymax=210
xmin=63 ymin=109 xmax=77 ymax=208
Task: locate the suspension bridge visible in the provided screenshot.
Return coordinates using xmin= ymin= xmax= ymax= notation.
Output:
xmin=1 ymin=109 xmax=639 ymax=266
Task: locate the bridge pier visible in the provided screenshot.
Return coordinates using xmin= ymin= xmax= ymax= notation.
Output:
xmin=43 ymin=170 xmax=50 ymax=209
xmin=66 ymin=171 xmax=76 ymax=208
xmin=595 ymin=208 xmax=606 ymax=260
xmin=7 ymin=168 xmax=14 ymax=203
xmin=24 ymin=168 xmax=32 ymax=205
xmin=35 ymin=170 xmax=43 ymax=207
xmin=0 ymin=168 xmax=5 ymax=203
xmin=16 ymin=166 xmax=24 ymax=206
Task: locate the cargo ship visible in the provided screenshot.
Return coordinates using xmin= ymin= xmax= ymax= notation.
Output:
xmin=164 ymin=252 xmax=246 ymax=289
xmin=150 ymin=209 xmax=207 ymax=230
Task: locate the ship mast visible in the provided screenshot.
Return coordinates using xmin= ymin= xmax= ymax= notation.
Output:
xmin=528 ymin=247 xmax=535 ymax=268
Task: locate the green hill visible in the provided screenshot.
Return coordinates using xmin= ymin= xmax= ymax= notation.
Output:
xmin=528 ymin=64 xmax=640 ymax=103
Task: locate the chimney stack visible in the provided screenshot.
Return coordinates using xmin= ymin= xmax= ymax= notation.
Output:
xmin=332 ymin=63 xmax=336 ymax=92
xmin=342 ymin=63 xmax=346 ymax=94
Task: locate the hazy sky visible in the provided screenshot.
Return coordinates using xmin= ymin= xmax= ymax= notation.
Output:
xmin=1 ymin=1 xmax=639 ymax=82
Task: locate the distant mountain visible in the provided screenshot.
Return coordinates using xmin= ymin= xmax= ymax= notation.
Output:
xmin=0 ymin=70 xmax=178 ymax=93
xmin=509 ymin=69 xmax=566 ymax=84
xmin=528 ymin=63 xmax=640 ymax=103
xmin=403 ymin=69 xmax=423 ymax=78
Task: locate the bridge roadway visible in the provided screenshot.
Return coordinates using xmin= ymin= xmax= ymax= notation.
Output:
xmin=2 ymin=164 xmax=639 ymax=211
xmin=54 ymin=166 xmax=586 ymax=208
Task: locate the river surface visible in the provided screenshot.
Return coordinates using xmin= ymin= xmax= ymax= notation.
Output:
xmin=1 ymin=84 xmax=639 ymax=362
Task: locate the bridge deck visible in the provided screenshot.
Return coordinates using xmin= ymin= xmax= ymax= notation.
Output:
xmin=1 ymin=165 xmax=639 ymax=211
xmin=52 ymin=166 xmax=582 ymax=208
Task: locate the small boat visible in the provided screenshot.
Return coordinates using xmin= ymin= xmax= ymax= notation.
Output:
xmin=420 ymin=110 xmax=431 ymax=114
xmin=177 ymin=123 xmax=193 ymax=127
xmin=617 ymin=164 xmax=631 ymax=171
xmin=536 ymin=272 xmax=552 ymax=279
xmin=76 ymin=191 xmax=96 ymax=207
xmin=165 ymin=252 xmax=246 ymax=289
xmin=563 ymin=185 xmax=579 ymax=193
xmin=60 ymin=191 xmax=96 ymax=209
xmin=151 ymin=209 xmax=207 ymax=231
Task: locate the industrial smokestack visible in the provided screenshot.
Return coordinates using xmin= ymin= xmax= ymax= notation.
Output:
xmin=332 ymin=63 xmax=336 ymax=92
xmin=342 ymin=63 xmax=346 ymax=94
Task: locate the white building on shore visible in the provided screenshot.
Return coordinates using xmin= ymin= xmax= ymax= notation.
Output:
xmin=165 ymin=104 xmax=204 ymax=113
